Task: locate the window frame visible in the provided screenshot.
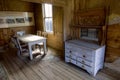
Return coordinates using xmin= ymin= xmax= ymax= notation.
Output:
xmin=42 ymin=3 xmax=53 ymax=33
xmin=81 ymin=28 xmax=99 ymax=41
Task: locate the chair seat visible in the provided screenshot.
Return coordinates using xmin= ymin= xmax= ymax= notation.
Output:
xmin=22 ymin=48 xmax=28 ymax=52
xmin=21 ymin=44 xmax=28 ymax=49
xmin=37 ymin=42 xmax=43 ymax=45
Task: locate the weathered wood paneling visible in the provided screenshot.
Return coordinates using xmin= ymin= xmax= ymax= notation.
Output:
xmin=74 ymin=0 xmax=105 ymax=11
xmin=107 ymin=24 xmax=120 ymax=48
xmin=0 ymin=27 xmax=34 ymax=46
xmin=34 ymin=3 xmax=43 ymax=31
xmin=65 ymin=0 xmax=106 ymax=41
xmin=106 ymin=0 xmax=120 ymax=62
xmin=47 ymin=34 xmax=63 ymax=50
xmin=85 ymin=0 xmax=105 ymax=9
xmin=21 ymin=0 xmax=66 ymax=7
xmin=47 ymin=6 xmax=63 ymax=50
xmin=63 ymin=0 xmax=74 ymax=40
xmin=0 ymin=0 xmax=34 ymax=11
xmin=0 ymin=0 xmax=35 ymax=46
xmin=106 ymin=24 xmax=120 ymax=62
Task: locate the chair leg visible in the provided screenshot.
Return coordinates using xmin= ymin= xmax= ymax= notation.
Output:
xmin=17 ymin=50 xmax=20 ymax=56
xmin=46 ymin=45 xmax=48 ymax=52
xmin=38 ymin=45 xmax=42 ymax=54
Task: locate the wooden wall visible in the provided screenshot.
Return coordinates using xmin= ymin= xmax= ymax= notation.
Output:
xmin=21 ymin=0 xmax=66 ymax=7
xmin=0 ymin=0 xmax=65 ymax=54
xmin=64 ymin=0 xmax=120 ymax=62
xmin=47 ymin=6 xmax=63 ymax=50
xmin=63 ymin=0 xmax=74 ymax=41
xmin=34 ymin=3 xmax=43 ymax=31
xmin=0 ymin=0 xmax=35 ymax=46
xmin=21 ymin=0 xmax=65 ymax=51
xmin=107 ymin=24 xmax=120 ymax=62
xmin=106 ymin=0 xmax=120 ymax=62
xmin=34 ymin=3 xmax=64 ymax=50
xmin=64 ymin=0 xmax=106 ymax=40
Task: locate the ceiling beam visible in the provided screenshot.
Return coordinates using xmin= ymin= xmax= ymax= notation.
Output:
xmin=21 ymin=0 xmax=67 ymax=7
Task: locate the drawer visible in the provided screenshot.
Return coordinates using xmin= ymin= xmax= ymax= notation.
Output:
xmin=77 ymin=51 xmax=93 ymax=61
xmin=65 ymin=57 xmax=70 ymax=62
xmin=65 ymin=43 xmax=72 ymax=49
xmin=71 ymin=54 xmax=77 ymax=60
xmin=70 ymin=59 xmax=76 ymax=65
xmin=77 ymin=57 xmax=92 ymax=67
xmin=65 ymin=51 xmax=93 ymax=62
xmin=76 ymin=62 xmax=92 ymax=74
xmin=65 ymin=53 xmax=77 ymax=60
xmin=65 ymin=49 xmax=78 ymax=56
xmin=83 ymin=49 xmax=93 ymax=56
xmin=65 ymin=52 xmax=70 ymax=57
xmin=65 ymin=49 xmax=72 ymax=53
xmin=66 ymin=43 xmax=83 ymax=52
xmin=65 ymin=57 xmax=76 ymax=65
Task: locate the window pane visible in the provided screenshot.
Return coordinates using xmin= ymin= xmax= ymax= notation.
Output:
xmin=81 ymin=29 xmax=88 ymax=36
xmin=45 ymin=4 xmax=52 ymax=17
xmin=88 ymin=29 xmax=97 ymax=38
xmin=45 ymin=18 xmax=53 ymax=32
xmin=81 ymin=28 xmax=98 ymax=41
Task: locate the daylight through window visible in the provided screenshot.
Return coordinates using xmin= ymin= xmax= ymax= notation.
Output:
xmin=42 ymin=4 xmax=53 ymax=32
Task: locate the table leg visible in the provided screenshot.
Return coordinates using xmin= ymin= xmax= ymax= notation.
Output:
xmin=43 ymin=40 xmax=46 ymax=54
xmin=28 ymin=43 xmax=33 ymax=60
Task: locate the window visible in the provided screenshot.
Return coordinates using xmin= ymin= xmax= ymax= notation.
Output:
xmin=42 ymin=4 xmax=53 ymax=32
xmin=81 ymin=28 xmax=98 ymax=41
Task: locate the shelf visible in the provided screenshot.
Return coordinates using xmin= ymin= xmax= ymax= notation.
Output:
xmin=72 ymin=25 xmax=103 ymax=28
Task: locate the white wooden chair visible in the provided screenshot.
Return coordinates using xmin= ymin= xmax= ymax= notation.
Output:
xmin=37 ymin=31 xmax=48 ymax=52
xmin=11 ymin=36 xmax=28 ymax=56
xmin=16 ymin=31 xmax=25 ymax=36
xmin=37 ymin=31 xmax=42 ymax=36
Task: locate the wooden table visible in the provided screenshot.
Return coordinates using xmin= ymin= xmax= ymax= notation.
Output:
xmin=18 ymin=34 xmax=46 ymax=60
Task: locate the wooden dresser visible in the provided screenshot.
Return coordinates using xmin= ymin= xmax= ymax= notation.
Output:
xmin=65 ymin=40 xmax=105 ymax=76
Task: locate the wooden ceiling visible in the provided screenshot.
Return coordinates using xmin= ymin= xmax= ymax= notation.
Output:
xmin=21 ymin=0 xmax=67 ymax=7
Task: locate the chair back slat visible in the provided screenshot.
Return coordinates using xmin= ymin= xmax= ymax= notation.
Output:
xmin=11 ymin=36 xmax=28 ymax=54
xmin=11 ymin=37 xmax=19 ymax=49
xmin=16 ymin=31 xmax=25 ymax=36
xmin=42 ymin=32 xmax=48 ymax=37
xmin=37 ymin=31 xmax=42 ymax=36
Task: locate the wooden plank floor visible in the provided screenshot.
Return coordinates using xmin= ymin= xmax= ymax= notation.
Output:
xmin=0 ymin=47 xmax=120 ymax=80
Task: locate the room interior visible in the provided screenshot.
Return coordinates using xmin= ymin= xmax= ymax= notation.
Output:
xmin=0 ymin=0 xmax=120 ymax=80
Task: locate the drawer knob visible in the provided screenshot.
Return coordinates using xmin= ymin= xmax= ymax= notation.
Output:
xmin=83 ymin=55 xmax=86 ymax=58
xmin=82 ymin=65 xmax=84 ymax=68
xmin=69 ymin=51 xmax=72 ymax=53
xmin=82 ymin=60 xmax=85 ymax=63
